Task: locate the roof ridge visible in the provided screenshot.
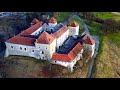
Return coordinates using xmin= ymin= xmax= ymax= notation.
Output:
xmin=44 ymin=31 xmax=51 ymax=44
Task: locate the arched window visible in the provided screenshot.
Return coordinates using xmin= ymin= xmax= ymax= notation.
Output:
xmin=24 ymin=48 xmax=26 ymax=50
xmin=11 ymin=46 xmax=13 ymax=49
xmin=20 ymin=47 xmax=22 ymax=50
xmin=42 ymin=51 xmax=44 ymax=54
xmin=32 ymin=50 xmax=34 ymax=52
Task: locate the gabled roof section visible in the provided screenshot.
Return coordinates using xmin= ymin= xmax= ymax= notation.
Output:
xmin=49 ymin=18 xmax=57 ymax=24
xmin=23 ymin=22 xmax=43 ymax=35
xmin=52 ymin=42 xmax=83 ymax=62
xmin=52 ymin=25 xmax=68 ymax=38
xmin=6 ymin=35 xmax=36 ymax=46
xmin=82 ymin=34 xmax=95 ymax=45
xmin=52 ymin=53 xmax=71 ymax=62
xmin=71 ymin=43 xmax=83 ymax=55
xmin=37 ymin=31 xmax=55 ymax=44
xmin=31 ymin=18 xmax=40 ymax=25
xmin=70 ymin=21 xmax=79 ymax=27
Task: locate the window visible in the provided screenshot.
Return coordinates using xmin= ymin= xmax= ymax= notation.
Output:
xmin=46 ymin=47 xmax=47 ymax=49
xmin=20 ymin=47 xmax=22 ymax=50
xmin=24 ymin=48 xmax=26 ymax=50
xmin=11 ymin=46 xmax=13 ymax=48
xmin=42 ymin=51 xmax=44 ymax=54
xmin=39 ymin=47 xmax=40 ymax=48
xmin=32 ymin=50 xmax=34 ymax=52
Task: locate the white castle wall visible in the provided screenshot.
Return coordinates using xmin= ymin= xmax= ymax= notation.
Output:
xmin=91 ymin=43 xmax=95 ymax=57
xmin=68 ymin=26 xmax=79 ymax=37
xmin=31 ymin=27 xmax=43 ymax=36
xmin=5 ymin=42 xmax=37 ymax=58
xmin=49 ymin=39 xmax=57 ymax=58
xmin=83 ymin=43 xmax=95 ymax=58
xmin=51 ymin=49 xmax=83 ymax=72
xmin=56 ymin=29 xmax=69 ymax=49
xmin=48 ymin=22 xmax=57 ymax=27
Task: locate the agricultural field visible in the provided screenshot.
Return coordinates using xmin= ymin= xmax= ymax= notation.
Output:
xmin=90 ymin=12 xmax=120 ymax=78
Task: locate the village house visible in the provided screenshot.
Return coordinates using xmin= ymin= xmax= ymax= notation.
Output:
xmin=5 ymin=17 xmax=95 ymax=72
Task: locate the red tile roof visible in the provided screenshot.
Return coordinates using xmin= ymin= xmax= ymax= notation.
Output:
xmin=49 ymin=18 xmax=57 ymax=23
xmin=52 ymin=43 xmax=83 ymax=62
xmin=82 ymin=34 xmax=95 ymax=45
xmin=71 ymin=43 xmax=83 ymax=55
xmin=6 ymin=36 xmax=36 ymax=46
xmin=23 ymin=22 xmax=43 ymax=35
xmin=52 ymin=25 xmax=68 ymax=38
xmin=70 ymin=21 xmax=79 ymax=27
xmin=68 ymin=51 xmax=76 ymax=60
xmin=52 ymin=53 xmax=71 ymax=62
xmin=37 ymin=31 xmax=55 ymax=44
xmin=31 ymin=18 xmax=40 ymax=25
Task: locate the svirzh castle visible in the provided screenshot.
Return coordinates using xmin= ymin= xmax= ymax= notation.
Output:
xmin=5 ymin=18 xmax=95 ymax=72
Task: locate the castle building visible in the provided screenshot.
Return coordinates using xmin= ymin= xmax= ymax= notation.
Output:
xmin=5 ymin=17 xmax=95 ymax=72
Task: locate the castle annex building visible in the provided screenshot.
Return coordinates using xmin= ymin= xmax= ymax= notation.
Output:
xmin=5 ymin=18 xmax=95 ymax=72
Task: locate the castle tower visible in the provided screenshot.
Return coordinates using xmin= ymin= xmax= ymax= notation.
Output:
xmin=82 ymin=33 xmax=95 ymax=58
xmin=48 ymin=18 xmax=57 ymax=27
xmin=68 ymin=21 xmax=79 ymax=38
xmin=35 ymin=31 xmax=56 ymax=60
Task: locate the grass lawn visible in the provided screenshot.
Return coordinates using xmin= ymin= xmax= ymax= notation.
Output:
xmin=92 ymin=12 xmax=120 ymax=21
xmin=107 ymin=31 xmax=120 ymax=48
xmin=90 ymin=12 xmax=120 ymax=78
xmin=55 ymin=12 xmax=72 ymax=23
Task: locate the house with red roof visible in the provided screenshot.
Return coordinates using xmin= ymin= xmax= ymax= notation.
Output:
xmin=5 ymin=17 xmax=95 ymax=72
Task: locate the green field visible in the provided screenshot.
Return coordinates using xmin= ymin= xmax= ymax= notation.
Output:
xmin=56 ymin=12 xmax=71 ymax=23
xmin=93 ymin=12 xmax=120 ymax=21
xmin=90 ymin=12 xmax=120 ymax=78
